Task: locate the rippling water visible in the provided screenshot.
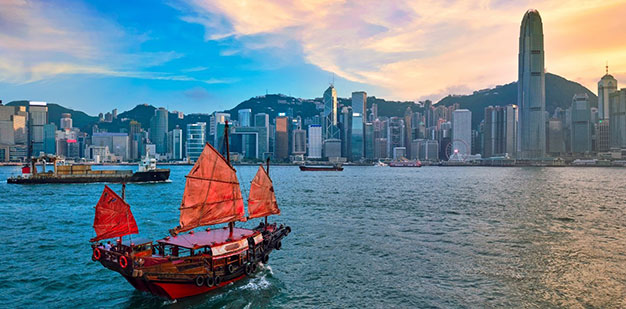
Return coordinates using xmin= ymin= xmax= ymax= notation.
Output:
xmin=1 ymin=165 xmax=625 ymax=308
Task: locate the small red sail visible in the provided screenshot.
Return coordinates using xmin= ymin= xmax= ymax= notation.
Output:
xmin=248 ymin=165 xmax=280 ymax=219
xmin=172 ymin=143 xmax=245 ymax=235
xmin=91 ymin=185 xmax=138 ymax=242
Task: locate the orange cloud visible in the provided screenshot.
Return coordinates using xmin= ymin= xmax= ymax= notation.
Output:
xmin=185 ymin=0 xmax=626 ymax=101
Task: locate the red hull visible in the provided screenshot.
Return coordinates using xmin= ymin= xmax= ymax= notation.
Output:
xmin=124 ymin=275 xmax=246 ymax=299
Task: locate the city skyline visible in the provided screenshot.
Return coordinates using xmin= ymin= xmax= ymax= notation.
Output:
xmin=1 ymin=1 xmax=625 ymax=114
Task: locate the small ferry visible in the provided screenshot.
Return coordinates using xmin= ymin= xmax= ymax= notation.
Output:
xmin=7 ymin=152 xmax=169 ymax=184
xmin=299 ymin=164 xmax=343 ymax=171
xmin=90 ymin=122 xmax=289 ymax=299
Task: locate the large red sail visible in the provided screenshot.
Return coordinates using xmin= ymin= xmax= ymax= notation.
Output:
xmin=248 ymin=165 xmax=280 ymax=219
xmin=91 ymin=185 xmax=138 ymax=242
xmin=172 ymin=143 xmax=245 ymax=235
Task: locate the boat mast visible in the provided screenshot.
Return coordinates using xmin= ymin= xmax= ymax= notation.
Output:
xmin=265 ymin=157 xmax=269 ymax=226
xmin=119 ymin=182 xmax=126 ymax=246
xmin=225 ymin=121 xmax=235 ymax=235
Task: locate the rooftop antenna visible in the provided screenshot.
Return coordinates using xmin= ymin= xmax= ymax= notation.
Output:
xmin=606 ymin=61 xmax=609 ymax=75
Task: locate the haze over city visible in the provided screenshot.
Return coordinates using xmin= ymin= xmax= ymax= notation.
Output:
xmin=1 ymin=0 xmax=625 ymax=114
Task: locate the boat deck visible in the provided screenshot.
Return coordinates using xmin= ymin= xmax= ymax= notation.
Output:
xmin=157 ymin=227 xmax=259 ymax=249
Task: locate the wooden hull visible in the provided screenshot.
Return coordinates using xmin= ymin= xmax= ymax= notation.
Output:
xmin=93 ymin=223 xmax=290 ymax=300
xmin=299 ymin=166 xmax=343 ymax=171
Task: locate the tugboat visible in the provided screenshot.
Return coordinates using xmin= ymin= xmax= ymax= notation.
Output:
xmin=90 ymin=122 xmax=290 ymax=299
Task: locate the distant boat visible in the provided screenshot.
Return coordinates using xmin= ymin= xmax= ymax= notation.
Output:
xmin=89 ymin=122 xmax=290 ymax=300
xmin=374 ymin=160 xmax=388 ymax=167
xmin=299 ymin=164 xmax=343 ymax=171
xmin=388 ymin=160 xmax=422 ymax=167
xmin=7 ymin=152 xmax=169 ymax=184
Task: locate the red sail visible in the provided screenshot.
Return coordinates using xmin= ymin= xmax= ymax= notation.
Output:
xmin=91 ymin=185 xmax=138 ymax=242
xmin=172 ymin=143 xmax=245 ymax=235
xmin=248 ymin=165 xmax=280 ymax=219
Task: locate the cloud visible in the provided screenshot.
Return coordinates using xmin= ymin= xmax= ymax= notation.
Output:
xmin=184 ymin=87 xmax=212 ymax=100
xmin=0 ymin=0 xmax=197 ymax=84
xmin=181 ymin=0 xmax=626 ymax=101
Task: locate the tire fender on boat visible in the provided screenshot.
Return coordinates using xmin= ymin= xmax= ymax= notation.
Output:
xmin=119 ymin=255 xmax=129 ymax=269
xmin=194 ymin=276 xmax=205 ymax=287
xmin=92 ymin=248 xmax=101 ymax=261
xmin=228 ymin=263 xmax=236 ymax=274
xmin=205 ymin=276 xmax=214 ymax=287
xmin=251 ymin=262 xmax=258 ymax=273
xmin=244 ymin=263 xmax=253 ymax=276
xmin=275 ymin=240 xmax=282 ymax=250
xmin=285 ymin=226 xmax=291 ymax=236
xmin=214 ymin=276 xmax=222 ymax=286
xmin=262 ymin=253 xmax=270 ymax=264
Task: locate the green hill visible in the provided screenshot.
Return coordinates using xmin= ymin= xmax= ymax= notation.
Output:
xmin=436 ymin=73 xmax=597 ymax=128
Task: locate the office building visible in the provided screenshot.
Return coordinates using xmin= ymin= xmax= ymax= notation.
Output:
xmin=571 ymin=94 xmax=592 ymax=154
xmin=517 ymin=9 xmax=546 ymax=159
xmin=609 ymin=89 xmax=626 ymax=148
xmin=323 ymin=85 xmax=339 ymax=140
xmin=275 ymin=116 xmax=289 ymax=160
xmin=28 ymin=101 xmax=48 ymax=156
xmin=150 ymin=107 xmax=168 ymax=154
xmin=92 ymin=132 xmax=129 ymax=160
xmin=452 ymin=109 xmax=472 ymax=156
xmin=168 ymin=127 xmax=183 ymax=160
xmin=598 ymin=65 xmax=618 ymax=120
xmin=307 ymin=125 xmax=322 ymax=159
xmin=186 ymin=122 xmax=206 ymax=162
xmin=292 ymin=129 xmax=306 ymax=155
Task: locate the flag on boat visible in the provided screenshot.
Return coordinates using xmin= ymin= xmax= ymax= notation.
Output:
xmin=248 ymin=165 xmax=280 ymax=219
xmin=91 ymin=185 xmax=138 ymax=242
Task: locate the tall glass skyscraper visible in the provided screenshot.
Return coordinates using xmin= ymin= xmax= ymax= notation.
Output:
xmin=150 ymin=107 xmax=168 ymax=155
xmin=517 ymin=9 xmax=546 ymax=159
xmin=323 ymin=85 xmax=339 ymax=140
xmin=186 ymin=122 xmax=206 ymax=162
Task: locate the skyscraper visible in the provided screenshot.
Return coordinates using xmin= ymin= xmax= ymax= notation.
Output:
xmin=517 ymin=9 xmax=546 ymax=159
xmin=275 ymin=116 xmax=289 ymax=160
xmin=238 ymin=109 xmax=252 ymax=127
xmin=609 ymin=89 xmax=626 ymax=148
xmin=351 ymin=91 xmax=367 ymax=120
xmin=571 ymin=93 xmax=592 ymax=154
xmin=598 ymin=65 xmax=618 ymax=120
xmin=307 ymin=124 xmax=322 ymax=159
xmin=186 ymin=122 xmax=206 ymax=162
xmin=452 ymin=109 xmax=472 ymax=156
xmin=150 ymin=107 xmax=168 ymax=154
xmin=28 ymin=101 xmax=48 ymax=156
xmin=323 ymin=85 xmax=339 ymax=140
xmin=60 ymin=113 xmax=72 ymax=130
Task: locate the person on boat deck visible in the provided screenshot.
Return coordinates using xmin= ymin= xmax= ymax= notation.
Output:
xmin=105 ymin=241 xmax=112 ymax=250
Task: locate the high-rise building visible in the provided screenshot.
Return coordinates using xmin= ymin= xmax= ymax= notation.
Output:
xmin=43 ymin=123 xmax=57 ymax=155
xmin=307 ymin=125 xmax=322 ymax=159
xmin=292 ymin=129 xmax=306 ymax=155
xmin=547 ymin=118 xmax=565 ymax=155
xmin=340 ymin=106 xmax=351 ymax=158
xmin=364 ymin=122 xmax=374 ymax=159
xmin=150 ymin=107 xmax=168 ymax=154
xmin=323 ymin=85 xmax=339 ymax=140
xmin=168 ymin=126 xmax=183 ymax=160
xmin=275 ymin=116 xmax=289 ymax=160
xmin=186 ymin=122 xmax=206 ymax=162
xmin=517 ymin=9 xmax=546 ymax=159
xmin=483 ymin=105 xmax=517 ymax=158
xmin=571 ymin=93 xmax=592 ymax=154
xmin=92 ymin=132 xmax=129 ymax=160
xmin=210 ymin=112 xmax=230 ymax=147
xmin=352 ymin=91 xmax=367 ymax=120
xmin=351 ymin=111 xmax=364 ymax=161
xmin=0 ymin=105 xmax=27 ymax=149
xmin=238 ymin=109 xmax=252 ymax=127
xmin=128 ymin=120 xmax=141 ymax=160
xmin=254 ymin=113 xmax=270 ymax=158
xmin=452 ymin=109 xmax=472 ymax=156
xmin=596 ymin=120 xmax=610 ymax=152
xmin=60 ymin=113 xmax=72 ymax=130
xmin=598 ymin=65 xmax=618 ymax=120
xmin=609 ymin=89 xmax=626 ymax=148
xmin=387 ymin=117 xmax=405 ymax=156
xmin=28 ymin=101 xmax=48 ymax=156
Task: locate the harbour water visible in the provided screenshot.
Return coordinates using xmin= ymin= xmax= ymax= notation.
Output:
xmin=1 ymin=165 xmax=625 ymax=308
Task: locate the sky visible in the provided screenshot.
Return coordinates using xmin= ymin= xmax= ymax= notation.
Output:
xmin=0 ymin=0 xmax=625 ymax=115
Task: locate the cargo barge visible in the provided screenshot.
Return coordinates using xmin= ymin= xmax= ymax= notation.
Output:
xmin=299 ymin=164 xmax=343 ymax=171
xmin=7 ymin=153 xmax=169 ymax=184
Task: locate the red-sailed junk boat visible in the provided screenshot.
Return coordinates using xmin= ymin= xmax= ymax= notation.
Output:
xmin=90 ymin=123 xmax=290 ymax=299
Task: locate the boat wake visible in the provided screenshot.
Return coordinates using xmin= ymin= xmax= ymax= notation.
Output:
xmin=239 ymin=273 xmax=272 ymax=291
xmin=162 ymin=299 xmax=177 ymax=305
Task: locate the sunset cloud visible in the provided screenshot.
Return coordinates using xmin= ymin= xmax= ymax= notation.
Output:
xmin=183 ymin=0 xmax=626 ymax=101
